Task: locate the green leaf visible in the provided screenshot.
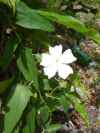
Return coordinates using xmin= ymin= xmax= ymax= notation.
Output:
xmin=46 ymin=96 xmax=60 ymax=111
xmin=13 ymin=126 xmax=20 ymax=133
xmin=0 ymin=0 xmax=20 ymax=12
xmin=45 ymin=124 xmax=63 ymax=133
xmin=17 ymin=48 xmax=39 ymax=89
xmin=59 ymin=95 xmax=70 ymax=113
xmin=4 ymin=84 xmax=32 ymax=133
xmin=9 ymin=0 xmax=20 ymax=12
xmin=0 ymin=77 xmax=14 ymax=94
xmin=43 ymin=79 xmax=52 ymax=91
xmin=37 ymin=105 xmax=50 ymax=125
xmin=88 ymin=29 xmax=100 ymax=45
xmin=23 ymin=107 xmax=36 ymax=133
xmin=65 ymin=93 xmax=89 ymax=126
xmin=72 ymin=73 xmax=90 ymax=100
xmin=1 ymin=36 xmax=20 ymax=69
xmin=38 ymin=10 xmax=88 ymax=33
xmin=74 ymin=97 xmax=89 ymax=126
xmin=38 ymin=10 xmax=100 ymax=44
xmin=16 ymin=2 xmax=54 ymax=32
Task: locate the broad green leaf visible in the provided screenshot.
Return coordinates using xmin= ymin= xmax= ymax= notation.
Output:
xmin=38 ymin=11 xmax=100 ymax=44
xmin=1 ymin=36 xmax=20 ymax=69
xmin=4 ymin=84 xmax=32 ymax=133
xmin=0 ymin=77 xmax=14 ymax=94
xmin=38 ymin=10 xmax=88 ymax=33
xmin=17 ymin=48 xmax=39 ymax=89
xmin=45 ymin=124 xmax=63 ymax=133
xmin=23 ymin=107 xmax=36 ymax=133
xmin=65 ymin=93 xmax=89 ymax=126
xmin=16 ymin=2 xmax=54 ymax=32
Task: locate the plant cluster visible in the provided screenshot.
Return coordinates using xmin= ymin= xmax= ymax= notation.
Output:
xmin=0 ymin=0 xmax=100 ymax=133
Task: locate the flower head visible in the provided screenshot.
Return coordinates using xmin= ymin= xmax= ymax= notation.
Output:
xmin=40 ymin=45 xmax=77 ymax=79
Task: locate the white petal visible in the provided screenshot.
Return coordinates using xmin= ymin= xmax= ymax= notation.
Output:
xmin=40 ymin=53 xmax=54 ymax=67
xmin=49 ymin=45 xmax=62 ymax=59
xmin=58 ymin=64 xmax=73 ymax=79
xmin=44 ymin=65 xmax=57 ymax=79
xmin=59 ymin=49 xmax=77 ymax=64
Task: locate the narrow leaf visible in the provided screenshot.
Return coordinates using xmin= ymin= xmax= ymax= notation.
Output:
xmin=23 ymin=107 xmax=36 ymax=133
xmin=65 ymin=93 xmax=89 ymax=126
xmin=17 ymin=48 xmax=39 ymax=89
xmin=1 ymin=36 xmax=20 ymax=69
xmin=0 ymin=0 xmax=20 ymax=12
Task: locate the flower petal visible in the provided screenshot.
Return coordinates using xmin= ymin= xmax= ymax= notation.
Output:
xmin=44 ymin=65 xmax=57 ymax=79
xmin=49 ymin=45 xmax=62 ymax=59
xmin=58 ymin=64 xmax=73 ymax=79
xmin=40 ymin=53 xmax=54 ymax=67
xmin=59 ymin=49 xmax=77 ymax=64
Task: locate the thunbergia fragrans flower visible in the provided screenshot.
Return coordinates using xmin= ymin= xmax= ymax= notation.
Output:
xmin=40 ymin=45 xmax=77 ymax=79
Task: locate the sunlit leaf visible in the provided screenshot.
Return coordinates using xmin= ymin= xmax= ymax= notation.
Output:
xmin=38 ymin=10 xmax=88 ymax=33
xmin=38 ymin=10 xmax=100 ymax=44
xmin=16 ymin=2 xmax=54 ymax=32
xmin=4 ymin=84 xmax=32 ymax=133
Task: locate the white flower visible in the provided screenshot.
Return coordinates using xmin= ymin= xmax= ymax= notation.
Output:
xmin=40 ymin=45 xmax=77 ymax=79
